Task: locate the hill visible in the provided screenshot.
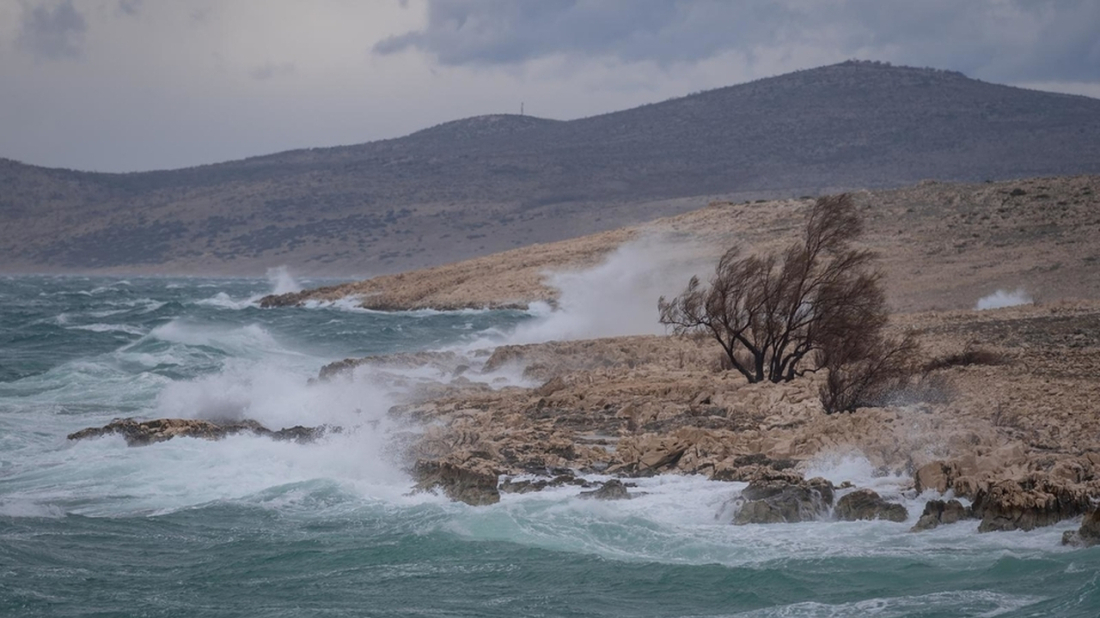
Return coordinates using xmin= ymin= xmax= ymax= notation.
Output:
xmin=2 ymin=61 xmax=1099 ymax=275
xmin=259 ymin=175 xmax=1100 ymax=313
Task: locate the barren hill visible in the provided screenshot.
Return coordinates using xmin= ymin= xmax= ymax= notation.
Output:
xmin=3 ymin=61 xmax=1099 ymax=275
xmin=261 ymin=175 xmax=1100 ymax=313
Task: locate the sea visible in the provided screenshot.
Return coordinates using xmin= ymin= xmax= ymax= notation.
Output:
xmin=1 ymin=271 xmax=1098 ymax=617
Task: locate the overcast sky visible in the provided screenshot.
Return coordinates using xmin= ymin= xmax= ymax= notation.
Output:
xmin=2 ymin=0 xmax=1098 ymax=173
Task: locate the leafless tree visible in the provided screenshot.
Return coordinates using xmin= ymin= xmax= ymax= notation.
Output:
xmin=658 ymin=194 xmax=916 ymax=412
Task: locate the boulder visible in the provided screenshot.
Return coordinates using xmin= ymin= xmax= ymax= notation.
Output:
xmin=910 ymin=499 xmax=973 ymax=531
xmin=834 ymin=489 xmax=908 ymax=522
xmin=1061 ymin=509 xmax=1100 ymax=548
xmin=67 ymin=418 xmax=333 ymax=447
xmin=579 ymin=479 xmax=633 ymax=501
xmin=733 ymin=475 xmax=835 ymax=524
xmin=413 ymin=460 xmax=500 ymax=506
xmin=914 ymin=460 xmax=960 ymax=494
xmin=971 ymin=475 xmax=1092 ymax=532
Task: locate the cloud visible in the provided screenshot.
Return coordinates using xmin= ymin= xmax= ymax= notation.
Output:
xmin=373 ymin=0 xmax=1100 ymax=84
xmin=117 ymin=0 xmax=141 ymax=17
xmin=16 ymin=0 xmax=88 ymax=61
xmin=249 ymin=61 xmax=296 ymax=81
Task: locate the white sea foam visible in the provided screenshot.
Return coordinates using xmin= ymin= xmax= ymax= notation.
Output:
xmin=725 ymin=590 xmax=1045 ymax=617
xmin=195 ymin=291 xmax=261 ymax=310
xmin=147 ymin=320 xmax=289 ymax=357
xmin=302 ymin=297 xmax=370 ymax=312
xmin=69 ymin=323 xmax=147 ymax=336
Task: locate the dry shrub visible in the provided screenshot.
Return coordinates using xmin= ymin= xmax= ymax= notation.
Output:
xmin=659 ymin=194 xmax=920 ymax=413
xmin=922 ymin=345 xmax=1006 ymax=373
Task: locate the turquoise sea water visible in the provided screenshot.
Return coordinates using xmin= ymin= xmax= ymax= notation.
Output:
xmin=1 ymin=275 xmax=1098 ymax=617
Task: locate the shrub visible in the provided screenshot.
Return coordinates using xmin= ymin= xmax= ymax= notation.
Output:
xmin=658 ymin=194 xmax=917 ymax=412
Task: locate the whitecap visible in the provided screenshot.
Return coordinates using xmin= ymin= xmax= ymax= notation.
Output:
xmin=69 ymin=323 xmax=147 ymax=336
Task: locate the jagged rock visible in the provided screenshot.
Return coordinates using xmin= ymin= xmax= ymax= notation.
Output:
xmin=579 ymin=479 xmax=633 ymax=500
xmin=711 ymin=453 xmax=799 ymax=482
xmin=500 ymin=473 xmax=594 ymax=494
xmin=318 ymin=351 xmax=464 ymax=381
xmin=67 ymin=418 xmax=334 ymax=447
xmin=972 ymin=475 xmax=1092 ymax=532
xmin=732 ymin=475 xmax=835 ymax=524
xmin=834 ymin=489 xmax=908 ymax=522
xmin=1062 ymin=509 xmax=1100 ymax=547
xmin=535 ymin=376 xmax=568 ymax=397
xmin=914 ymin=460 xmax=961 ymax=494
xmin=910 ymin=499 xmax=973 ymax=531
xmin=269 ymin=425 xmax=333 ymax=444
xmin=413 ymin=460 xmax=500 ymax=506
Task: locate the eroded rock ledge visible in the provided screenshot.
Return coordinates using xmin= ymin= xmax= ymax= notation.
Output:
xmin=379 ymin=301 xmax=1100 ymax=543
xmin=68 ymin=418 xmax=335 ymax=447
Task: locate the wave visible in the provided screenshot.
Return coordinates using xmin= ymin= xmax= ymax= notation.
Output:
xmin=194 ymin=292 xmax=262 ymax=311
xmin=727 ymin=590 xmax=1045 ymax=618
xmin=69 ymin=323 xmax=147 ymax=336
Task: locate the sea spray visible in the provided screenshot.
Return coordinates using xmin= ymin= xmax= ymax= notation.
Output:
xmin=266 ymin=265 xmax=302 ymax=295
xmin=976 ymin=288 xmax=1032 ymax=310
xmin=505 ymin=234 xmax=713 ymax=344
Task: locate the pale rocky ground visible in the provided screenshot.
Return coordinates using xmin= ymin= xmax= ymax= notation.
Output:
xmin=263 ymin=175 xmax=1100 ymax=312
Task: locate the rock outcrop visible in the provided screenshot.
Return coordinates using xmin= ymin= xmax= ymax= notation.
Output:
xmin=67 ymin=418 xmax=333 ymax=447
xmin=732 ymin=474 xmax=835 ymax=524
xmin=413 ymin=460 xmax=501 ymax=506
xmin=914 ymin=461 xmax=961 ymax=494
xmin=834 ymin=489 xmax=908 ymax=522
xmin=910 ymin=499 xmax=973 ymax=531
xmin=1061 ymin=509 xmax=1100 ymax=547
xmin=578 ymin=479 xmax=634 ymax=501
xmin=971 ymin=475 xmax=1093 ymax=532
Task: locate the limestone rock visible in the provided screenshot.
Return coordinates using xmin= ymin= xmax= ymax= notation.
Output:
xmin=834 ymin=489 xmax=909 ymax=522
xmin=1062 ymin=509 xmax=1100 ymax=548
xmin=579 ymin=479 xmax=633 ymax=500
xmin=733 ymin=476 xmax=835 ymax=524
xmin=67 ymin=418 xmax=333 ymax=447
xmin=972 ymin=475 xmax=1092 ymax=532
xmin=413 ymin=460 xmax=500 ymax=506
xmin=910 ymin=499 xmax=973 ymax=531
xmin=914 ymin=460 xmax=960 ymax=494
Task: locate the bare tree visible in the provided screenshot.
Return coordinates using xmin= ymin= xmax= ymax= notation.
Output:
xmin=658 ymin=194 xmax=915 ymax=411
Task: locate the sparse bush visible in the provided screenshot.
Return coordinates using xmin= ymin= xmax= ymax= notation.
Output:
xmin=921 ymin=345 xmax=1006 ymax=373
xmin=658 ymin=194 xmax=918 ymax=413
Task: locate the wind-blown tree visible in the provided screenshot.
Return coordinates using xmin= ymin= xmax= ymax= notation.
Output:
xmin=658 ymin=194 xmax=915 ymax=412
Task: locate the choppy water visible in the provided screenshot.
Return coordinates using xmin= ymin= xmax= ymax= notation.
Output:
xmin=1 ymin=275 xmax=1097 ymax=617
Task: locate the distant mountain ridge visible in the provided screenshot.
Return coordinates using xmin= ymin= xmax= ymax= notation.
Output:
xmin=2 ymin=60 xmax=1099 ymax=275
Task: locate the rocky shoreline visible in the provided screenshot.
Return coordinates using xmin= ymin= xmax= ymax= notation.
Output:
xmin=343 ymin=300 xmax=1100 ymax=542
xmin=70 ymin=300 xmax=1100 ymax=546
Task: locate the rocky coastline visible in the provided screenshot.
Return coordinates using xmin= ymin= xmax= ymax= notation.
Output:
xmin=68 ymin=300 xmax=1100 ymax=544
xmin=354 ymin=300 xmax=1099 ymax=540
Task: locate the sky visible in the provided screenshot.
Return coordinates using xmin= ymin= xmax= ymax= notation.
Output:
xmin=2 ymin=0 xmax=1098 ymax=173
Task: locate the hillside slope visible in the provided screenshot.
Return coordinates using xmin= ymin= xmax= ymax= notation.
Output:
xmin=261 ymin=175 xmax=1100 ymax=313
xmin=3 ymin=61 xmax=1099 ymax=275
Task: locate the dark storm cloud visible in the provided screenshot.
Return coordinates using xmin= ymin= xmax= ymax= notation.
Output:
xmin=374 ymin=0 xmax=1100 ymax=83
xmin=16 ymin=0 xmax=88 ymax=61
xmin=117 ymin=0 xmax=142 ymax=17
